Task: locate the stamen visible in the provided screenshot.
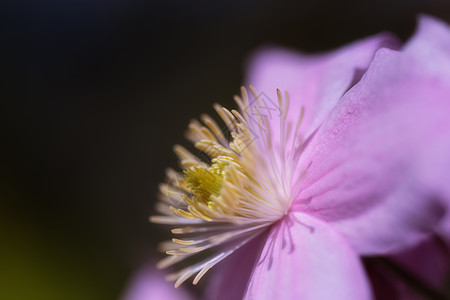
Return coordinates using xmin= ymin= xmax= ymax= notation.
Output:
xmin=200 ymin=114 xmax=228 ymax=145
xmin=151 ymin=86 xmax=307 ymax=287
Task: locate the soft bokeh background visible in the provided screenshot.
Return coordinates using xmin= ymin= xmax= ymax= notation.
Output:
xmin=2 ymin=1 xmax=450 ymax=299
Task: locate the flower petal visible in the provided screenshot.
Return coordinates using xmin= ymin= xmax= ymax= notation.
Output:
xmin=366 ymin=237 xmax=450 ymax=300
xmin=402 ymin=15 xmax=450 ymax=82
xmin=121 ymin=263 xmax=194 ymax=300
xmin=391 ymin=237 xmax=450 ymax=289
xmin=403 ymin=15 xmax=450 ymax=242
xmin=244 ymin=212 xmax=371 ymax=300
xmin=205 ymin=232 xmax=268 ymax=300
xmin=245 ymin=33 xmax=399 ymax=139
xmin=295 ymin=16 xmax=450 ymax=255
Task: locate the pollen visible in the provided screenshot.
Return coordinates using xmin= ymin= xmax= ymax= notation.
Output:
xmin=150 ymin=86 xmax=306 ymax=288
xmin=184 ymin=160 xmax=227 ymax=203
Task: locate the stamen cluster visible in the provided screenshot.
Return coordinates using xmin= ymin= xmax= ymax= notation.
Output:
xmin=151 ymin=86 xmax=304 ymax=287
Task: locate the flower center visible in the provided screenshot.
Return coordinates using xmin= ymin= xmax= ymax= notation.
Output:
xmin=150 ymin=86 xmax=306 ymax=288
xmin=184 ymin=160 xmax=227 ymax=204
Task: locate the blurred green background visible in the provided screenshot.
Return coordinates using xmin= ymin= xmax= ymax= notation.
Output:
xmin=2 ymin=0 xmax=450 ymax=299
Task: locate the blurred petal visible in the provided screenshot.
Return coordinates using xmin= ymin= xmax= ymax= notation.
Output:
xmin=366 ymin=237 xmax=449 ymax=300
xmin=404 ymin=15 xmax=450 ymax=242
xmin=245 ymin=32 xmax=399 ymax=141
xmin=391 ymin=237 xmax=450 ymax=290
xmin=244 ymin=212 xmax=371 ymax=300
xmin=402 ymin=15 xmax=450 ymax=81
xmin=366 ymin=262 xmax=422 ymax=300
xmin=205 ymin=232 xmax=268 ymax=300
xmin=295 ymin=16 xmax=450 ymax=255
xmin=437 ymin=216 xmax=450 ymax=246
xmin=121 ymin=263 xmax=194 ymax=300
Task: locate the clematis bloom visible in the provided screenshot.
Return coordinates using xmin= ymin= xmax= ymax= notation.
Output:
xmin=150 ymin=15 xmax=450 ymax=299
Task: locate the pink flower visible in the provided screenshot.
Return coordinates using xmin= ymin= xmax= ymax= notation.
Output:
xmin=150 ymin=15 xmax=450 ymax=299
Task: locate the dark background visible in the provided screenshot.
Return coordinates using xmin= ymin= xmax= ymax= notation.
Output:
xmin=2 ymin=1 xmax=450 ymax=299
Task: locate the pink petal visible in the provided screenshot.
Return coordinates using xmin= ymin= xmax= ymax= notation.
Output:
xmin=403 ymin=15 xmax=450 ymax=82
xmin=120 ymin=263 xmax=194 ymax=300
xmin=245 ymin=212 xmax=371 ymax=300
xmin=205 ymin=232 xmax=268 ymax=300
xmin=245 ymin=32 xmax=399 ymax=141
xmin=366 ymin=237 xmax=449 ymax=300
xmin=403 ymin=15 xmax=450 ymax=242
xmin=295 ymin=17 xmax=450 ymax=255
xmin=391 ymin=237 xmax=450 ymax=289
